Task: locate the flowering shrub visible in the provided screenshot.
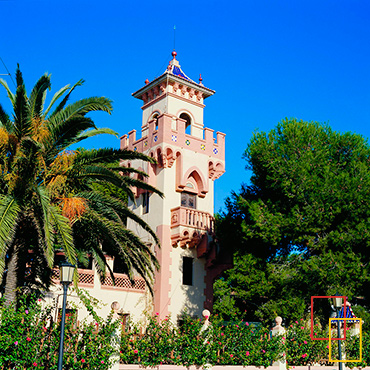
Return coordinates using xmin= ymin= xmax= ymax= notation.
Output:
xmin=285 ymin=319 xmax=328 ymax=366
xmin=0 ymin=292 xmax=120 ymax=369
xmin=121 ymin=313 xmax=283 ymax=367
xmin=120 ymin=315 xmax=370 ymax=368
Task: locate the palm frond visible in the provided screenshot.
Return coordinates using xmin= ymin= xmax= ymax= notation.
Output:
xmin=105 ymin=166 xmax=149 ymax=177
xmin=0 ymin=195 xmax=20 ymax=279
xmin=43 ymin=84 xmax=70 ymax=118
xmin=0 ymin=103 xmax=12 ymax=132
xmin=49 ymin=79 xmax=84 ymax=117
xmin=13 ymin=82 xmax=31 ymax=139
xmin=76 ymin=127 xmax=118 ymax=141
xmin=73 ymin=147 xmax=156 ymax=165
xmin=15 ymin=65 xmax=24 ymax=88
xmin=33 ymin=186 xmax=55 ymax=268
xmin=48 ymin=97 xmax=113 ymax=130
xmin=76 ymin=165 xmax=136 ymax=199
xmin=0 ymin=78 xmax=15 ymax=105
xmin=80 ymin=190 xmax=160 ymax=245
xmin=29 ymin=73 xmax=51 ymax=119
xmin=48 ymin=205 xmax=76 ymax=266
xmin=81 ymin=210 xmax=157 ymax=291
xmin=45 ymin=116 xmax=96 ymax=157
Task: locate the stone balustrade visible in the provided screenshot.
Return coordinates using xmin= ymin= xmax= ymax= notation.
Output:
xmin=171 ymin=206 xmax=214 ymax=232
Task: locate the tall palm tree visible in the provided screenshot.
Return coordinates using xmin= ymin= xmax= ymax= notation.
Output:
xmin=0 ymin=67 xmax=161 ymax=306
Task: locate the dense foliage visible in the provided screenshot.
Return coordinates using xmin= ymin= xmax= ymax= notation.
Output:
xmin=0 ymin=293 xmax=120 ymax=369
xmin=120 ymin=313 xmax=368 ymax=368
xmin=215 ymin=118 xmax=370 ymax=325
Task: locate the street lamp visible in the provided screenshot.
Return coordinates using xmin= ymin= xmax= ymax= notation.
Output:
xmin=332 ymin=293 xmax=343 ymax=370
xmin=57 ymin=261 xmax=75 ymax=370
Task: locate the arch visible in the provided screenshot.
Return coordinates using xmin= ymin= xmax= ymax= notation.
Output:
xmin=176 ymin=109 xmax=195 ymax=136
xmin=208 ymin=160 xmax=225 ymax=180
xmin=179 ymin=166 xmax=208 ymax=197
xmin=164 ymin=146 xmax=176 ymax=168
xmin=151 ymin=111 xmax=160 ymax=131
xmin=180 ymin=112 xmax=191 ymax=135
xmin=156 ymin=147 xmax=164 ymax=167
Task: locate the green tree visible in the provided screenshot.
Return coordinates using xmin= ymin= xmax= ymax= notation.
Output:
xmin=215 ymin=118 xmax=370 ymax=324
xmin=0 ymin=67 xmax=161 ymax=306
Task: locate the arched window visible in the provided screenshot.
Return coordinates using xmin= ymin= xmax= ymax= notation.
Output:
xmin=152 ymin=112 xmax=159 ymax=131
xmin=180 ymin=113 xmax=191 ymax=135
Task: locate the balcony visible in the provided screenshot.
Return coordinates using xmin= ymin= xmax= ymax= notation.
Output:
xmin=52 ymin=268 xmax=145 ymax=292
xmin=171 ymin=207 xmax=214 ymax=231
xmin=170 ymin=207 xmax=214 ymax=248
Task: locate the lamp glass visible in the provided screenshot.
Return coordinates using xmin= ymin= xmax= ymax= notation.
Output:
xmin=332 ymin=294 xmax=343 ymax=309
xmin=59 ymin=262 xmax=75 ymax=284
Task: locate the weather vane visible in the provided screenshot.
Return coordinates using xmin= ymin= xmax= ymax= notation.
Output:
xmin=173 ymin=25 xmax=176 ymax=51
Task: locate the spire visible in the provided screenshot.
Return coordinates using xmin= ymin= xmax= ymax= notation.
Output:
xmin=166 ymin=50 xmax=193 ymax=82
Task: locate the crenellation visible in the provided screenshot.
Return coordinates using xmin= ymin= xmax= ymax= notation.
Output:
xmin=128 ymin=129 xmax=136 ymax=148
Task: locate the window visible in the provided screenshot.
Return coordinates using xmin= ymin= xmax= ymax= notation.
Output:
xmin=153 ymin=113 xmax=159 ymax=131
xmin=181 ymin=192 xmax=196 ymax=209
xmin=113 ymin=255 xmax=129 ymax=274
xmin=180 ymin=113 xmax=191 ymax=135
xmin=182 ymin=257 xmax=193 ymax=285
xmin=143 ymin=192 xmax=150 ymax=214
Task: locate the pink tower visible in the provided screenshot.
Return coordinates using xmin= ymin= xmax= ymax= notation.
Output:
xmin=120 ymin=51 xmax=230 ymax=321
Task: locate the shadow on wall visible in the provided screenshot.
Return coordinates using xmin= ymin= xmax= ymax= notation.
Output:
xmin=178 ymin=254 xmax=206 ymax=318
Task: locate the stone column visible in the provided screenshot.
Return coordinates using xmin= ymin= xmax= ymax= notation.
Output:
xmin=109 ymin=301 xmax=121 ymax=370
xmin=271 ymin=316 xmax=286 ymax=370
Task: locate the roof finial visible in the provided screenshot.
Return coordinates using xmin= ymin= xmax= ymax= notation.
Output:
xmin=172 ymin=50 xmax=177 ymax=59
xmin=199 ymin=74 xmax=203 ymax=85
xmin=145 ymin=78 xmax=150 ymax=85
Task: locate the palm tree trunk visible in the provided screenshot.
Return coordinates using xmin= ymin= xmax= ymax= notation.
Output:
xmin=3 ymin=245 xmax=19 ymax=307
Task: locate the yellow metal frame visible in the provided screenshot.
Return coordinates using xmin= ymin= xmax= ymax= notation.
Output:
xmin=328 ymin=318 xmax=362 ymax=362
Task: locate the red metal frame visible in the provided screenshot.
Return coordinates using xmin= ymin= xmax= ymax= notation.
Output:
xmin=310 ymin=296 xmax=347 ymax=340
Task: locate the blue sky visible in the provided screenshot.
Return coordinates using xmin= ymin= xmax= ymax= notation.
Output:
xmin=1 ymin=0 xmax=369 ymax=212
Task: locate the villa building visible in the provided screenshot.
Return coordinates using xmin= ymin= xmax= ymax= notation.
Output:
xmin=47 ymin=51 xmax=230 ymax=324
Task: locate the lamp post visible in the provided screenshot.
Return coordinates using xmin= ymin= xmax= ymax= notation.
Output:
xmin=332 ymin=293 xmax=343 ymax=370
xmin=57 ymin=261 xmax=75 ymax=370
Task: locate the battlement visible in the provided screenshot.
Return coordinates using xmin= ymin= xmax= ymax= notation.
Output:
xmin=120 ymin=113 xmax=225 ymax=161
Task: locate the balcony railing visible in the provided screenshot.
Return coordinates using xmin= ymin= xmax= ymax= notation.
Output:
xmin=52 ymin=269 xmax=145 ymax=292
xmin=101 ymin=273 xmax=146 ymax=291
xmin=52 ymin=268 xmax=94 ymax=287
xmin=171 ymin=207 xmax=214 ymax=232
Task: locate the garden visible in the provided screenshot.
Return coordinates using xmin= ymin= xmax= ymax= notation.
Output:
xmin=0 ymin=294 xmax=368 ymax=369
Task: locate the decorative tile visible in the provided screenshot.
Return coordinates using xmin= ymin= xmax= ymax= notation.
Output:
xmin=171 ymin=135 xmax=177 ymax=142
xmin=213 ymin=148 xmax=218 ymax=154
xmin=201 ymin=144 xmax=206 ymax=151
xmin=154 ymin=135 xmax=158 ymax=142
xmin=185 ymin=139 xmax=191 ymax=146
xmin=134 ymin=147 xmax=137 ymax=152
xmin=144 ymin=141 xmax=148 ymax=147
